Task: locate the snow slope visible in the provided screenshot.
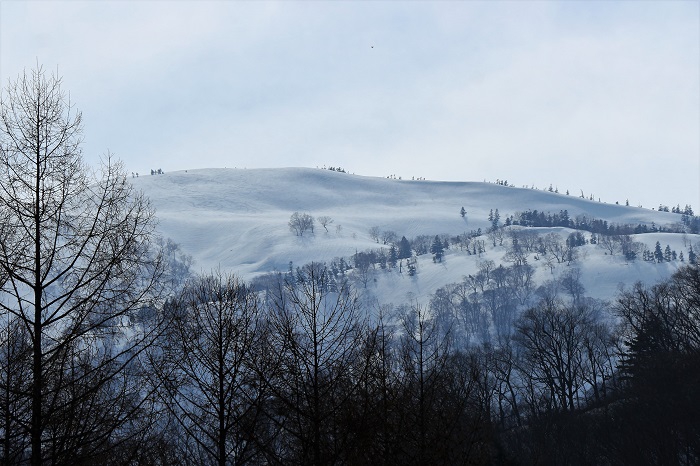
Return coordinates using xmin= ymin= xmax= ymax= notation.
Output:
xmin=131 ymin=167 xmax=697 ymax=306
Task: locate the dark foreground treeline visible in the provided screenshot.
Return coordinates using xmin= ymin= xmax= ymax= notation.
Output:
xmin=5 ymin=263 xmax=699 ymax=465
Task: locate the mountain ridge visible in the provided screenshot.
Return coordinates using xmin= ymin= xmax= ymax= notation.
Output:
xmin=131 ymin=167 xmax=694 ymax=306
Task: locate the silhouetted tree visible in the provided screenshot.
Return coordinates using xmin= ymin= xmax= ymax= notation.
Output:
xmin=398 ymin=236 xmax=412 ymax=260
xmin=263 ymin=263 xmax=367 ymax=465
xmin=0 ymin=65 xmax=168 ymax=465
xmin=154 ymin=273 xmax=265 ymax=466
xmin=613 ymin=266 xmax=700 ymax=463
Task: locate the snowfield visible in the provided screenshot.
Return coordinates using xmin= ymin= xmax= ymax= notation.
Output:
xmin=131 ymin=167 xmax=697 ymax=307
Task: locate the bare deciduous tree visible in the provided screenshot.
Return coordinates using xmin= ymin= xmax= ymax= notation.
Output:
xmin=0 ymin=66 xmax=168 ymax=465
xmin=514 ymin=301 xmax=593 ymax=413
xmin=262 ymin=263 xmax=366 ymax=465
xmin=598 ymin=234 xmax=620 ymax=256
xmin=380 ymin=230 xmax=397 ymax=245
xmin=477 ymin=260 xmax=496 ymax=284
xmin=154 ymin=272 xmax=265 ymax=466
xmin=504 ymin=232 xmax=528 ymax=266
xmin=317 ymin=215 xmax=333 ymax=233
xmin=396 ymin=304 xmax=452 ymax=464
xmin=368 ymin=226 xmax=381 ymax=243
xmin=508 ymin=263 xmax=535 ymax=305
xmin=544 ymin=232 xmax=567 ymax=264
xmin=289 ymin=212 xmax=315 ymax=236
xmin=560 ymin=267 xmax=585 ymax=304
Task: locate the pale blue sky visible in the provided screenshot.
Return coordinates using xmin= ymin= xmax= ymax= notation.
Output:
xmin=1 ymin=0 xmax=698 ymax=210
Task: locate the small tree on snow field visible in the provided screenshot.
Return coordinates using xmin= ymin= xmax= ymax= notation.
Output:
xmin=654 ymin=241 xmax=664 ymax=263
xmin=388 ymin=245 xmax=398 ymax=268
xmin=289 ymin=212 xmax=315 ymax=236
xmin=368 ymin=226 xmax=381 ymax=242
xmin=381 ymin=230 xmax=397 ymax=245
xmin=431 ymin=236 xmax=444 ymax=263
xmin=398 ymin=236 xmax=412 ymax=260
xmin=317 ymin=215 xmax=333 ymax=233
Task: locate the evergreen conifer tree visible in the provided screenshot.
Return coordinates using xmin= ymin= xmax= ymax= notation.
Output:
xmin=388 ymin=245 xmax=398 ymax=268
xmin=430 ymin=235 xmax=444 ymax=263
xmin=398 ymin=236 xmax=412 ymax=260
xmin=664 ymin=245 xmax=672 ymax=262
xmin=407 ymin=260 xmax=417 ymax=276
xmin=654 ymin=242 xmax=664 ymax=263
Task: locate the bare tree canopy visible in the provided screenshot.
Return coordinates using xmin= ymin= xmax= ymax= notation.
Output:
xmin=288 ymin=211 xmax=315 ymax=236
xmin=154 ymin=272 xmax=264 ymax=466
xmin=317 ymin=215 xmax=333 ymax=233
xmin=0 ymin=65 xmax=167 ymax=465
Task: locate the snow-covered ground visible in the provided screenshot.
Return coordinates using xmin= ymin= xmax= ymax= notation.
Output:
xmin=131 ymin=167 xmax=697 ymax=306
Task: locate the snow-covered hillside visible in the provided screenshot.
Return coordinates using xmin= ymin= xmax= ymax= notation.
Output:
xmin=131 ymin=167 xmax=697 ymax=306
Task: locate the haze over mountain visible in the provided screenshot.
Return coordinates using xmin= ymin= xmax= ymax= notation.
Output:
xmin=132 ymin=167 xmax=696 ymax=308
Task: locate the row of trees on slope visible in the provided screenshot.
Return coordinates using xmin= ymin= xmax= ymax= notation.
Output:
xmin=490 ymin=178 xmax=695 ymax=218
xmin=313 ymin=225 xmax=697 ymax=296
xmin=293 ymin=204 xmax=698 ymax=286
xmin=506 ymin=208 xmax=699 ymax=235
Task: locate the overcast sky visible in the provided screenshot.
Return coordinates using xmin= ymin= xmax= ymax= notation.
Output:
xmin=1 ymin=1 xmax=698 ymax=210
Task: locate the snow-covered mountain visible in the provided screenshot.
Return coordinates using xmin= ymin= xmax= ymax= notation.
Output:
xmin=131 ymin=167 xmax=696 ymax=306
